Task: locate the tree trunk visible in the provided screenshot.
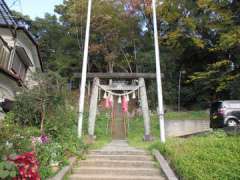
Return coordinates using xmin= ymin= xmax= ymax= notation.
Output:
xmin=40 ymin=102 xmax=45 ymax=134
xmin=109 ymin=62 xmax=113 ymax=85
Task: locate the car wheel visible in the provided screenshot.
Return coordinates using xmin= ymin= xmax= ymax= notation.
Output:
xmin=227 ymin=119 xmax=237 ymax=127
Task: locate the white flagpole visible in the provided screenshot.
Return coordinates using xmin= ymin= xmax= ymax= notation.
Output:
xmin=78 ymin=0 xmax=93 ymax=138
xmin=152 ymin=0 xmax=166 ymax=142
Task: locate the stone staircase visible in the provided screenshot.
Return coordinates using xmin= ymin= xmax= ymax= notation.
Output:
xmin=68 ymin=140 xmax=165 ymax=180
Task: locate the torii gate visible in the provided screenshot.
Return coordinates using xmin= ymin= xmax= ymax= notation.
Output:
xmin=77 ymin=73 xmax=156 ymax=141
xmin=77 ymin=0 xmax=166 ymax=143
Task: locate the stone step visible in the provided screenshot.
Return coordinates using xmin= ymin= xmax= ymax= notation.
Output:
xmin=104 ymin=142 xmax=129 ymax=146
xmin=87 ymin=154 xmax=152 ymax=161
xmin=72 ymin=167 xmax=161 ymax=176
xmin=90 ymin=151 xmax=148 ymax=156
xmin=78 ymin=160 xmax=155 ymax=168
xmin=68 ymin=141 xmax=165 ymax=180
xmin=68 ymin=174 xmax=164 ymax=180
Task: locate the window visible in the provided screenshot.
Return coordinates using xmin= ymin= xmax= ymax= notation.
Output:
xmin=11 ymin=54 xmax=28 ymax=81
xmin=0 ymin=40 xmax=31 ymax=82
xmin=0 ymin=44 xmax=10 ymax=70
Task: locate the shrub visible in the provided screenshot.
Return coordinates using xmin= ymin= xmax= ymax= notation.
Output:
xmin=1 ymin=73 xmax=89 ymax=179
xmin=0 ymin=113 xmax=41 ymax=157
xmin=35 ymin=142 xmax=65 ymax=179
xmin=12 ymin=72 xmax=66 ymax=133
xmin=0 ymin=161 xmax=18 ymax=179
xmin=45 ymin=105 xmax=89 ymax=156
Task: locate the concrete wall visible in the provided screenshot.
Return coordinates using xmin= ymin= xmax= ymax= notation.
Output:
xmin=165 ymin=120 xmax=211 ymax=137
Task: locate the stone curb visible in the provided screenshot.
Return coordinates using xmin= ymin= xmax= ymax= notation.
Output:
xmin=48 ymin=156 xmax=77 ymax=180
xmin=152 ymin=149 xmax=178 ymax=180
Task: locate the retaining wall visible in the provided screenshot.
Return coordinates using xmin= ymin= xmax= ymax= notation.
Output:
xmin=165 ymin=120 xmax=211 ymax=137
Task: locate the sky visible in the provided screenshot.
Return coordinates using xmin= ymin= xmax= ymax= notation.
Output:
xmin=5 ymin=0 xmax=64 ymax=19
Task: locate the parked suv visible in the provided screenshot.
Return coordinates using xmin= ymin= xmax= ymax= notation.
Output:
xmin=210 ymin=101 xmax=240 ymax=128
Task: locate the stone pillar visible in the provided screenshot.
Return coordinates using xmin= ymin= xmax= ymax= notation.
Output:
xmin=88 ymin=77 xmax=99 ymax=140
xmin=139 ymin=78 xmax=151 ymax=141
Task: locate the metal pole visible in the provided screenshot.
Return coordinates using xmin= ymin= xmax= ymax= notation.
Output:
xmin=78 ymin=0 xmax=93 ymax=138
xmin=178 ymin=71 xmax=182 ymax=112
xmin=152 ymin=0 xmax=166 ymax=143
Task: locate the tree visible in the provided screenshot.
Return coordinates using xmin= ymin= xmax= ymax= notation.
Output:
xmin=16 ymin=0 xmax=240 ymax=109
xmin=30 ymin=14 xmax=82 ymax=79
xmin=55 ymin=0 xmax=141 ymax=73
xmin=13 ymin=72 xmax=66 ymax=134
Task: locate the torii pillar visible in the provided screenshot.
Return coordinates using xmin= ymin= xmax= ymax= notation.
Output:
xmin=139 ymin=78 xmax=151 ymax=141
xmin=88 ymin=77 xmax=99 ymax=141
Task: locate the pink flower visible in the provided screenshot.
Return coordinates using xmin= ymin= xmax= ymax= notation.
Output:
xmin=40 ymin=135 xmax=48 ymax=144
xmin=32 ymin=135 xmax=49 ymax=144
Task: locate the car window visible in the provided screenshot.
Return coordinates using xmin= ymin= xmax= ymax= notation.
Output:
xmin=226 ymin=103 xmax=240 ymax=109
xmin=211 ymin=102 xmax=222 ymax=112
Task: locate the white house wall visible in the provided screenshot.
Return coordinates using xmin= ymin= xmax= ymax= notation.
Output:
xmin=0 ymin=27 xmax=41 ymax=70
xmin=16 ymin=31 xmax=41 ymax=88
xmin=17 ymin=30 xmax=41 ymax=69
xmin=0 ymin=73 xmax=19 ymax=100
xmin=0 ymin=74 xmax=20 ymax=120
xmin=0 ymin=27 xmax=41 ymax=89
xmin=0 ymin=28 xmax=15 ymax=47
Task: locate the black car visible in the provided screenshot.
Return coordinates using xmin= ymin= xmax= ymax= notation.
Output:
xmin=210 ymin=101 xmax=240 ymax=128
xmin=0 ymin=98 xmax=14 ymax=113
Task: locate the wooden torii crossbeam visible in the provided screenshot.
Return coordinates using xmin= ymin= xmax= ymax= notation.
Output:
xmin=74 ymin=73 xmax=159 ymax=79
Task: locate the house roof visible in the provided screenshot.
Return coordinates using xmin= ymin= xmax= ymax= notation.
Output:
xmin=0 ymin=0 xmax=17 ymax=25
xmin=0 ymin=0 xmax=43 ymax=71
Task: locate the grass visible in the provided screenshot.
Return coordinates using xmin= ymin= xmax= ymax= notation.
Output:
xmin=150 ymin=131 xmax=240 ymax=180
xmin=128 ymin=115 xmax=160 ymax=149
xmin=165 ymin=111 xmax=209 ymax=120
xmin=127 ymin=111 xmax=239 ymax=179
xmin=128 ymin=111 xmax=209 ymax=148
xmin=85 ymin=112 xmax=112 ymax=149
xmin=87 ymin=111 xmax=208 ymax=149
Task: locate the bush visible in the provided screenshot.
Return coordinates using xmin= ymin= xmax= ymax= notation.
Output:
xmin=36 ymin=142 xmax=66 ymax=179
xmin=0 ymin=115 xmax=40 ymax=179
xmin=12 ymin=72 xmax=66 ymax=133
xmin=0 ymin=73 xmax=89 ymax=179
xmin=0 ymin=161 xmax=18 ymax=179
xmin=0 ymin=113 xmax=40 ymax=157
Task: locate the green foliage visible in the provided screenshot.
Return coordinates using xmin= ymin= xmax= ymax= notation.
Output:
xmin=0 ymin=161 xmax=18 ymax=179
xmin=36 ymin=93 xmax=89 ymax=178
xmin=128 ymin=115 xmax=160 ymax=149
xmin=45 ymin=106 xmax=89 ymax=156
xmin=128 ymin=111 xmax=209 ymax=148
xmin=88 ymin=112 xmax=112 ymax=149
xmin=0 ymin=114 xmax=40 ymax=157
xmin=36 ymin=142 xmax=65 ymax=179
xmin=1 ymin=97 xmax=89 ymax=179
xmin=1 ymin=75 xmax=89 ymax=179
xmin=17 ymin=0 xmax=240 ymax=109
xmin=31 ymin=14 xmax=81 ymax=78
xmin=165 ymin=111 xmax=209 ymax=120
xmin=150 ymin=131 xmax=240 ymax=180
xmin=12 ymin=72 xmax=66 ymax=131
